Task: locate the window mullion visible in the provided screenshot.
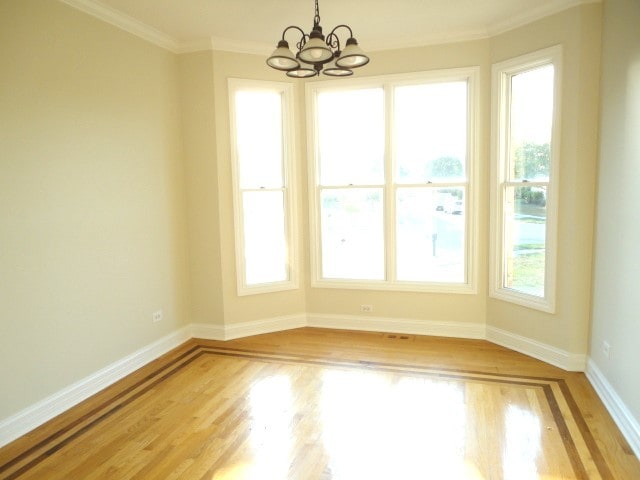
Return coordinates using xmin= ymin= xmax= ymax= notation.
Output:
xmin=503 ymin=181 xmax=549 ymax=188
xmin=242 ymin=187 xmax=286 ymax=193
xmin=396 ymin=182 xmax=468 ymax=188
xmin=319 ymin=184 xmax=384 ymax=190
xmin=385 ymin=83 xmax=395 ymax=283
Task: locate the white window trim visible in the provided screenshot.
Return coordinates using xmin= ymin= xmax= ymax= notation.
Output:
xmin=489 ymin=46 xmax=562 ymax=313
xmin=306 ymin=68 xmax=479 ymax=294
xmin=228 ymin=78 xmax=299 ymax=296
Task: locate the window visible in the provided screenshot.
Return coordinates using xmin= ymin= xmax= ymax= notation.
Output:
xmin=307 ymin=69 xmax=478 ymax=292
xmin=229 ymin=79 xmax=297 ymax=295
xmin=490 ymin=46 xmax=561 ymax=312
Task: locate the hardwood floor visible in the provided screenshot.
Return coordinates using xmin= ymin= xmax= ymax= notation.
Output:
xmin=1 ymin=328 xmax=639 ymax=479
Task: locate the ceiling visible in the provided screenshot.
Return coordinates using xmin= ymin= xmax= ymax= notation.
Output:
xmin=62 ymin=0 xmax=598 ymax=54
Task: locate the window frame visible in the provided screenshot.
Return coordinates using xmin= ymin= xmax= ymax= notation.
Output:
xmin=489 ymin=46 xmax=562 ymax=313
xmin=306 ymin=68 xmax=479 ymax=294
xmin=228 ymin=78 xmax=299 ymax=296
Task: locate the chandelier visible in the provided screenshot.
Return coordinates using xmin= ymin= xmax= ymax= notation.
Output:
xmin=266 ymin=0 xmax=370 ymax=78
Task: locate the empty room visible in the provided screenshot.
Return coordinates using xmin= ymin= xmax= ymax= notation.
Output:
xmin=1 ymin=0 xmax=639 ymax=478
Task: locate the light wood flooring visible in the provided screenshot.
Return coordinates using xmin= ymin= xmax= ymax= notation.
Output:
xmin=1 ymin=328 xmax=639 ymax=479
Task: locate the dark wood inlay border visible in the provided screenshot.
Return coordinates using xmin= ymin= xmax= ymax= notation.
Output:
xmin=0 ymin=344 xmax=611 ymax=479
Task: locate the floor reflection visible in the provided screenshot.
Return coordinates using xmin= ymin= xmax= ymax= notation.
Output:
xmin=245 ymin=375 xmax=294 ymax=478
xmin=320 ymin=369 xmax=472 ymax=479
xmin=503 ymin=404 xmax=542 ymax=480
xmin=212 ymin=365 xmax=553 ymax=479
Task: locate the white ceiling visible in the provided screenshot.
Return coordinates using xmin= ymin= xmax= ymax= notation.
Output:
xmin=62 ymin=0 xmax=599 ymax=54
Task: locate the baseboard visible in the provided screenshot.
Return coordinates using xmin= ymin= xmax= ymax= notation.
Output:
xmin=190 ymin=322 xmax=226 ymax=341
xmin=486 ymin=326 xmax=587 ymax=371
xmin=191 ymin=313 xmax=307 ymax=341
xmin=0 ymin=327 xmax=191 ymax=449
xmin=586 ymin=359 xmax=640 ymax=459
xmin=0 ymin=317 xmax=589 ymax=449
xmin=307 ymin=313 xmax=486 ymax=339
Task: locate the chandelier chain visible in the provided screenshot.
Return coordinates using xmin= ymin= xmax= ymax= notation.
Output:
xmin=314 ymin=0 xmax=321 ymax=28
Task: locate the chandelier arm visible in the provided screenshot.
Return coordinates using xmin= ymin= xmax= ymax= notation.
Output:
xmin=281 ymin=25 xmax=308 ymax=42
xmin=280 ymin=25 xmax=310 ymax=52
xmin=327 ymin=24 xmax=354 ymax=41
xmin=325 ymin=32 xmax=341 ymax=51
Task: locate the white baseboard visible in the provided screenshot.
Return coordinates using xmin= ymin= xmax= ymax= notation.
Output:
xmin=0 ymin=327 xmax=191 ymax=449
xmin=486 ymin=326 xmax=587 ymax=371
xmin=586 ymin=359 xmax=640 ymax=459
xmin=191 ymin=314 xmax=307 ymax=341
xmin=308 ymin=313 xmax=486 ymax=339
xmin=190 ymin=322 xmax=226 ymax=341
xmin=0 ymin=316 xmax=593 ymax=450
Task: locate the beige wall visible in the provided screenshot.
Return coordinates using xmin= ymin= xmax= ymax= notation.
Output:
xmin=178 ymin=51 xmax=224 ymax=326
xmin=487 ymin=4 xmax=603 ymax=355
xmin=210 ymin=51 xmax=308 ymax=324
xmin=0 ymin=0 xmax=612 ymax=425
xmin=0 ymin=1 xmax=190 ymax=418
xmin=590 ymin=0 xmax=640 ymax=423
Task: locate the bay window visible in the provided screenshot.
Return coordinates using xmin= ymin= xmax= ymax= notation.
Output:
xmin=307 ymin=69 xmax=478 ymax=292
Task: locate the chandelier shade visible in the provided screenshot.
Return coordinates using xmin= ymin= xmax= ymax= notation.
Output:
xmin=322 ymin=54 xmax=354 ymax=77
xmin=335 ymin=38 xmax=370 ymax=68
xmin=266 ymin=0 xmax=369 ymax=78
xmin=266 ymin=40 xmax=300 ymax=71
xmin=299 ymin=33 xmax=333 ymax=63
xmin=286 ymin=63 xmax=317 ymax=78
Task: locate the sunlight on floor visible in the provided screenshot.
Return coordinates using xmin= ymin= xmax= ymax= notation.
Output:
xmin=319 ymin=369 xmax=471 ymax=479
xmin=503 ymin=404 xmax=542 ymax=480
xmin=210 ymin=369 xmax=555 ymax=479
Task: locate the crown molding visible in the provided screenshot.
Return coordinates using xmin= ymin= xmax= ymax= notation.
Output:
xmin=177 ymin=38 xmax=215 ymax=54
xmin=488 ymin=0 xmax=602 ymax=37
xmin=58 ymin=0 xmax=182 ymax=53
xmin=208 ymin=36 xmax=271 ymax=56
xmin=59 ymin=0 xmax=602 ymax=56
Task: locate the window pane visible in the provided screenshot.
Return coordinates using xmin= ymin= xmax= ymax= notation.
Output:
xmin=394 ymin=82 xmax=467 ymax=183
xmin=508 ymin=66 xmax=554 ymax=182
xmin=235 ymin=90 xmax=283 ymax=188
xmin=320 ymin=188 xmax=384 ymax=280
xmin=243 ymin=191 xmax=288 ymax=285
xmin=318 ymin=89 xmax=385 ymax=186
xmin=503 ymin=186 xmax=547 ymax=296
xmin=396 ymin=188 xmax=465 ymax=282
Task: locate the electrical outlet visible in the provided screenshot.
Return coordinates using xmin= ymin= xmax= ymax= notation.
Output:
xmin=602 ymin=341 xmax=610 ymax=359
xmin=152 ymin=310 xmax=163 ymax=323
xmin=361 ymin=304 xmax=373 ymax=313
